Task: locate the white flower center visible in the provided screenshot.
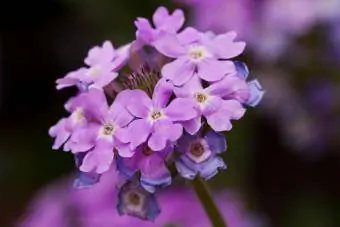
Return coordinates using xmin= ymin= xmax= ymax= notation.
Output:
xmin=187 ymin=139 xmax=212 ymax=163
xmin=87 ymin=65 xmax=101 ymax=78
xmin=194 ymin=93 xmax=208 ymax=104
xmin=74 ymin=107 xmax=84 ymax=122
xmin=102 ymin=123 xmax=115 ymax=135
xmin=188 ymin=45 xmax=209 ymax=61
xmin=148 ymin=109 xmax=164 ymax=122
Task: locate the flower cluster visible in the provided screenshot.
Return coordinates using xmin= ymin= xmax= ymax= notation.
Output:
xmin=49 ymin=6 xmax=264 ymax=221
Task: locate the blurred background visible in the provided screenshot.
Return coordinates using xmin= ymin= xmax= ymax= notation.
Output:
xmin=1 ymin=0 xmax=340 ymax=226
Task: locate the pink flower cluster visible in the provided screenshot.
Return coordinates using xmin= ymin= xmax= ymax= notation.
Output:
xmin=49 ymin=6 xmax=264 ymax=221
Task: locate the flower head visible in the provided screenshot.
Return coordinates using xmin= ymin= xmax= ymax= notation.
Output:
xmin=154 ymin=29 xmax=245 ymax=85
xmin=175 ymin=131 xmax=227 ymax=180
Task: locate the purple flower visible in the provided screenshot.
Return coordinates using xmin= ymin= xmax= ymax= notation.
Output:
xmin=135 ymin=6 xmax=185 ymax=44
xmin=117 ymin=144 xmax=172 ymax=193
xmin=49 ymin=95 xmax=88 ymax=151
xmin=154 ymin=29 xmax=245 ymax=85
xmin=116 ymin=180 xmax=161 ymax=221
xmin=56 ymin=41 xmax=131 ymax=90
xmin=174 ymin=75 xmax=246 ymax=133
xmin=67 ymin=89 xmax=134 ymax=174
xmin=175 ymin=131 xmax=227 ymax=180
xmin=124 ymin=79 xmax=197 ymax=151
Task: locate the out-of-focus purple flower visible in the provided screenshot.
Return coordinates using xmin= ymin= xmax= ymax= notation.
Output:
xmin=175 ymin=131 xmax=227 ymax=180
xmin=124 ymin=79 xmax=197 ymax=151
xmin=117 ymin=180 xmax=161 ymax=221
xmin=174 ymin=75 xmax=246 ymax=133
xmin=118 ymin=144 xmax=172 ymax=193
xmin=19 ymin=170 xmax=265 ymax=227
xmin=135 ymin=6 xmax=185 ymax=44
xmin=154 ymin=29 xmax=244 ymax=85
xmin=67 ymin=89 xmax=134 ymax=174
xmin=56 ymin=41 xmax=130 ymax=90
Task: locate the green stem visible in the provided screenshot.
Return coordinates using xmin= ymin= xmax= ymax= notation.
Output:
xmin=191 ymin=176 xmax=227 ymax=227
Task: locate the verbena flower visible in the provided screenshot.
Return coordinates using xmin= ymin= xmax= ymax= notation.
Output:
xmin=174 ymin=74 xmax=246 ymax=133
xmin=56 ymin=41 xmax=130 ymax=90
xmin=124 ymin=79 xmax=197 ymax=151
xmin=175 ymin=131 xmax=227 ymax=180
xmin=135 ymin=6 xmax=185 ymax=44
xmin=48 ymin=5 xmax=264 ymax=222
xmin=116 ymin=180 xmax=161 ymax=221
xmin=153 ymin=29 xmax=245 ymax=85
xmin=117 ymin=144 xmax=172 ymax=193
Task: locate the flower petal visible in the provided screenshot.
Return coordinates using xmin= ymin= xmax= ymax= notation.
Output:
xmin=246 ymin=79 xmax=265 ymax=107
xmin=213 ymin=31 xmax=246 ymax=59
xmin=152 ymin=78 xmax=173 ymax=108
xmin=177 ymin=27 xmax=200 ymax=44
xmin=80 ymin=139 xmax=114 ymax=174
xmin=206 ymin=74 xmax=249 ymax=103
xmin=204 ymin=131 xmax=227 ymax=154
xmin=126 ymin=90 xmax=152 ymax=118
xmin=174 ymin=74 xmax=203 ymax=98
xmin=135 ymin=18 xmax=155 ymax=44
xmin=206 ymin=100 xmax=245 ymax=132
xmin=128 ymin=119 xmax=152 ymax=149
xmin=234 ymin=61 xmax=249 ymax=79
xmin=175 ymin=159 xmax=197 ymax=180
xmin=197 ymin=59 xmax=235 ymax=82
xmin=73 ymin=172 xmax=101 ymax=189
xmin=152 ymin=6 xmax=169 ymax=28
xmin=165 ymin=98 xmax=198 ymax=121
xmin=161 ymin=58 xmax=195 ymax=86
xmin=153 ymin=33 xmax=186 ymax=58
xmin=182 ymin=116 xmax=202 ymax=135
xmin=197 ymin=156 xmax=227 ymax=180
xmin=202 ymin=95 xmax=222 ymax=116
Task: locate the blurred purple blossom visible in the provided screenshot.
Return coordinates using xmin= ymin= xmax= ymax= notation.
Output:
xmin=18 ymin=169 xmax=266 ymax=227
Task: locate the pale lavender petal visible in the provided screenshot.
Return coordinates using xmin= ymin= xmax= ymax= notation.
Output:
xmin=148 ymin=120 xmax=182 ymax=151
xmin=115 ymin=141 xmax=135 ymax=158
xmin=68 ymin=123 xmax=99 ymax=153
xmin=162 ymin=58 xmax=195 ymax=86
xmin=202 ymin=95 xmax=222 ymax=116
xmin=164 ymin=98 xmax=197 ymax=121
xmin=55 ymin=77 xmax=78 ymax=90
xmin=129 ymin=119 xmax=152 ymax=149
xmin=182 ymin=116 xmax=202 ymax=135
xmin=246 ymin=79 xmax=265 ymax=107
xmin=196 ymin=156 xmax=227 ymax=180
xmin=92 ymin=67 xmax=118 ymax=88
xmin=174 ymin=74 xmax=203 ymax=98
xmin=85 ymin=41 xmax=115 ymax=66
xmin=165 ymin=9 xmax=185 ymax=32
xmin=135 ymin=18 xmax=155 ymax=44
xmin=152 ymin=79 xmax=173 ymax=108
xmin=152 ymin=6 xmax=169 ymax=28
xmin=206 ymin=74 xmax=249 ymax=103
xmin=175 ymin=159 xmax=196 ymax=180
xmin=204 ymin=131 xmax=227 ymax=154
xmin=213 ymin=32 xmax=246 ymax=59
xmin=139 ymin=154 xmax=171 ymax=193
xmin=126 ymin=90 xmax=152 ymax=118
xmin=234 ymin=61 xmax=249 ymax=79
xmin=80 ymin=139 xmax=114 ymax=174
xmin=114 ymin=127 xmax=130 ymax=144
xmin=206 ymin=100 xmax=245 ymax=132
xmin=48 ymin=118 xmax=71 ymax=150
xmin=153 ymin=33 xmax=186 ymax=58
xmin=197 ymin=59 xmax=235 ymax=82
xmin=177 ymin=27 xmax=200 ymax=44
xmin=110 ymin=93 xmax=134 ymax=127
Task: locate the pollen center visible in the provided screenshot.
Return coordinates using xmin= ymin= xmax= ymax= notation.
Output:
xmin=194 ymin=93 xmax=208 ymax=103
xmin=128 ymin=192 xmax=141 ymax=206
xmin=150 ymin=110 xmax=163 ymax=120
xmin=75 ymin=108 xmax=84 ymax=121
xmin=103 ymin=123 xmax=114 ymax=135
xmin=189 ymin=141 xmax=205 ymax=157
xmin=188 ymin=45 xmax=207 ymax=61
xmin=87 ymin=66 xmax=101 ymax=78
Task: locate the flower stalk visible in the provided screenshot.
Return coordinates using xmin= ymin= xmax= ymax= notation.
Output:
xmin=192 ymin=176 xmax=227 ymax=227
